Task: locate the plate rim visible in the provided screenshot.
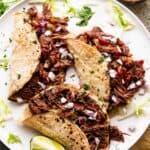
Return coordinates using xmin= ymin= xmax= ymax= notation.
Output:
xmin=0 ymin=0 xmax=150 ymax=149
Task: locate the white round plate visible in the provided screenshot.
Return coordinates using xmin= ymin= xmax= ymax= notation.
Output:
xmin=0 ymin=0 xmax=150 ymax=150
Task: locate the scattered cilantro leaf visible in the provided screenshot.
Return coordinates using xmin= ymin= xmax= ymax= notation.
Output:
xmin=70 ymin=74 xmax=75 ymax=78
xmin=76 ymin=6 xmax=94 ymax=26
xmin=3 ymin=54 xmax=7 ymax=58
xmin=90 ymin=70 xmax=94 ymax=74
xmin=9 ymin=38 xmax=12 ymax=43
xmin=17 ymin=74 xmax=21 ymax=80
xmin=79 ymin=99 xmax=85 ymax=104
xmin=0 ymin=0 xmax=20 ymax=17
xmin=83 ymin=84 xmax=90 ymax=91
xmin=0 ymin=58 xmax=8 ymax=70
xmin=0 ymin=0 xmax=8 ymax=16
xmin=98 ymin=57 xmax=105 ymax=64
xmin=7 ymin=133 xmax=22 ymax=144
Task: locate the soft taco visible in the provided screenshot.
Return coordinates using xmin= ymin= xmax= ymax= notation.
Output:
xmin=66 ymin=39 xmax=110 ymax=112
xmin=23 ymin=84 xmax=111 ymax=150
xmin=8 ymin=5 xmax=110 ymax=109
xmin=8 ymin=12 xmax=41 ymax=101
xmin=8 ymin=5 xmax=73 ymax=103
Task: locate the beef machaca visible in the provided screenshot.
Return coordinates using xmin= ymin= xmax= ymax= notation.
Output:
xmin=23 ymin=85 xmax=124 ymax=150
xmin=9 ymin=4 xmax=73 ymax=102
xmin=7 ymin=3 xmax=145 ymax=150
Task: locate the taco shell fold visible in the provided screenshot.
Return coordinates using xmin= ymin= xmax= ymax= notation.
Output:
xmin=8 ymin=12 xmax=41 ymax=100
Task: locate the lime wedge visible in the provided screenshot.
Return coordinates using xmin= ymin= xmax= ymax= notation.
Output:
xmin=30 ymin=136 xmax=65 ymax=150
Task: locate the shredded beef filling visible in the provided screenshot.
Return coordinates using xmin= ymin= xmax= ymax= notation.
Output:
xmin=77 ymin=27 xmax=145 ymax=109
xmin=29 ymin=86 xmax=124 ymax=149
xmin=10 ymin=4 xmax=142 ymax=149
xmin=12 ymin=4 xmax=73 ymax=102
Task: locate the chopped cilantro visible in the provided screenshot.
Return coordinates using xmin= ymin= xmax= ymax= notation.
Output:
xmin=9 ymin=38 xmax=12 ymax=43
xmin=79 ymin=99 xmax=85 ymax=104
xmin=90 ymin=70 xmax=94 ymax=74
xmin=7 ymin=133 xmax=22 ymax=144
xmin=76 ymin=6 xmax=94 ymax=26
xmin=83 ymin=84 xmax=90 ymax=91
xmin=32 ymin=40 xmax=37 ymax=44
xmin=0 ymin=0 xmax=20 ymax=17
xmin=70 ymin=74 xmax=75 ymax=78
xmin=98 ymin=57 xmax=105 ymax=64
xmin=0 ymin=58 xmax=8 ymax=70
xmin=17 ymin=74 xmax=21 ymax=80
xmin=3 ymin=54 xmax=7 ymax=58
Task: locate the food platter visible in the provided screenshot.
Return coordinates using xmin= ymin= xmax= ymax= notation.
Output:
xmin=0 ymin=0 xmax=150 ymax=149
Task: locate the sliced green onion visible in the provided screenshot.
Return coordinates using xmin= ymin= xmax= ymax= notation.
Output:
xmin=7 ymin=133 xmax=22 ymax=144
xmin=135 ymin=98 xmax=150 ymax=116
xmin=108 ymin=0 xmax=134 ymax=31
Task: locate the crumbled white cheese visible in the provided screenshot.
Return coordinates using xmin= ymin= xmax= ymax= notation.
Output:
xmin=65 ymin=102 xmax=74 ymax=109
xmin=102 ymin=52 xmax=109 ymax=57
xmin=116 ymin=46 xmax=122 ymax=52
xmin=105 ymin=57 xmax=112 ymax=62
xmin=59 ymin=47 xmax=66 ymax=54
xmin=111 ymin=37 xmax=117 ymax=44
xmin=48 ymin=72 xmax=56 ymax=81
xmin=127 ymin=82 xmax=136 ymax=90
xmin=38 ymin=81 xmax=46 ymax=89
xmin=138 ymin=88 xmax=145 ymax=95
xmin=122 ymin=79 xmax=125 ymax=84
xmin=55 ymin=26 xmax=61 ymax=32
xmin=60 ymin=97 xmax=67 ymax=104
xmin=116 ymin=59 xmax=123 ymax=65
xmin=102 ymin=36 xmax=117 ymax=44
xmin=84 ymin=110 xmax=97 ymax=120
xmin=112 ymin=95 xmax=117 ymax=102
xmin=16 ymin=97 xmax=24 ymax=103
xmin=95 ymin=137 xmax=100 ymax=145
xmin=102 ymin=36 xmax=111 ymax=40
xmin=136 ymin=80 xmax=142 ymax=86
xmin=88 ymin=112 xmax=97 ymax=120
xmin=67 ymin=53 xmax=73 ymax=59
xmin=109 ymin=69 xmax=117 ymax=78
xmin=44 ymin=30 xmax=52 ymax=36
xmin=61 ymin=51 xmax=69 ymax=59
xmin=55 ymin=42 xmax=61 ymax=47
